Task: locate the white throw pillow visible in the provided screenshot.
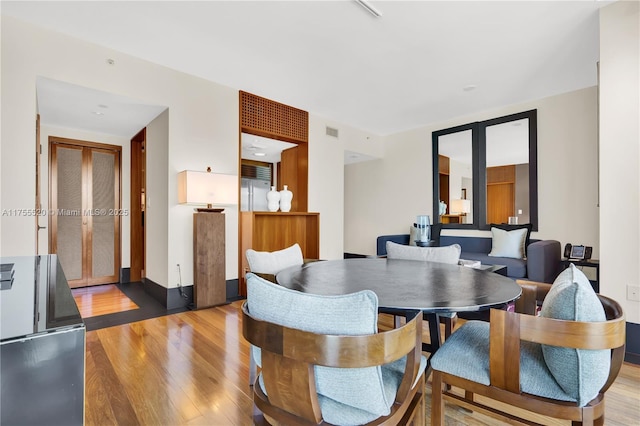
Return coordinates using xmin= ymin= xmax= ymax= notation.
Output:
xmin=245 ymin=243 xmax=303 ymax=274
xmin=386 ymin=241 xmax=461 ymax=264
xmin=488 ymin=227 xmax=527 ymax=259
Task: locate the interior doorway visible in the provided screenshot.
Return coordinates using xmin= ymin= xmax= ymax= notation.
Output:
xmin=49 ymin=136 xmax=122 ymax=288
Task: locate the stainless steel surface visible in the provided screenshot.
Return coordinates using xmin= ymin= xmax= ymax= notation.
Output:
xmin=1 ymin=255 xmax=85 ymax=426
xmin=0 ymin=255 xmax=83 ymax=341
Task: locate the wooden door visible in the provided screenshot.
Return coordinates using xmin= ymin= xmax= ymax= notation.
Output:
xmin=130 ymin=129 xmax=146 ymax=282
xmin=49 ymin=137 xmax=121 ymax=288
xmin=487 ymin=183 xmax=514 ymax=224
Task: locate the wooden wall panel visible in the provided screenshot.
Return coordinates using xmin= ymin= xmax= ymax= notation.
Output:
xmin=240 ymin=91 xmax=308 ymax=144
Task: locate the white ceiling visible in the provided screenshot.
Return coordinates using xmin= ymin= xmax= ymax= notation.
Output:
xmin=36 ymin=77 xmax=167 ymax=138
xmin=3 ymin=1 xmax=606 ymax=138
xmin=241 ymin=133 xmax=296 ymax=164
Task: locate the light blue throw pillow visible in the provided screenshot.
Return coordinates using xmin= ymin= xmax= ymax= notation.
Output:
xmin=539 ymin=264 xmax=609 ymax=406
xmin=246 ymin=273 xmax=392 ymax=417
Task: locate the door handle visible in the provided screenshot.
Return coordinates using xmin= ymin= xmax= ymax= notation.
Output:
xmin=37 ymin=225 xmax=46 ymax=231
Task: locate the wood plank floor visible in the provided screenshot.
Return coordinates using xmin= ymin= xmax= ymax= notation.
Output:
xmin=84 ymin=301 xmax=640 ymax=425
xmin=72 ymin=284 xmax=139 ymax=318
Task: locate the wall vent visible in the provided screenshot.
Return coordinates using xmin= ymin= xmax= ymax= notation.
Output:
xmin=326 ymin=126 xmax=339 ymax=138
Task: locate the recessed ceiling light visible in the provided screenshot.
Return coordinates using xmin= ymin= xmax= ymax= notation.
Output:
xmin=253 ymin=152 xmax=266 ymax=157
xmin=91 ymin=111 xmax=104 ymax=116
xmin=462 ymin=85 xmax=477 ymax=92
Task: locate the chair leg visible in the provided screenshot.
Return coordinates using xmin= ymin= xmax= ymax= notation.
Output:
xmin=431 ymin=371 xmax=445 ymax=425
xmin=249 ymin=351 xmax=257 ymax=386
xmin=443 ymin=315 xmax=458 ymax=340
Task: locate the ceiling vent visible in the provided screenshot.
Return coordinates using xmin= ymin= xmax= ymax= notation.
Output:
xmin=326 ymin=126 xmax=339 ymax=138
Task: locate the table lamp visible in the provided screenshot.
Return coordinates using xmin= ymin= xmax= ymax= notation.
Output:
xmin=177 ymin=167 xmax=238 ymax=309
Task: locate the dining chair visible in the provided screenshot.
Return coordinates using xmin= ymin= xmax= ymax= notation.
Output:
xmin=385 ymin=241 xmax=462 ymax=339
xmin=244 ymin=243 xmax=305 ymax=386
xmin=430 ymin=265 xmax=626 ymax=425
xmin=242 ymin=273 xmax=427 ymax=425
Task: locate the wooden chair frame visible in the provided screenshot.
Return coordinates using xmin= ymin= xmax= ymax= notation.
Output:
xmin=431 ymin=280 xmax=626 ymax=426
xmin=242 ymin=302 xmax=426 ymax=425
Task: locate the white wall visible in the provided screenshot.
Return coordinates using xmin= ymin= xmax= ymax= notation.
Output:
xmin=599 ymin=1 xmax=639 ymax=324
xmin=1 ymin=16 xmax=348 ymax=288
xmin=145 ymin=110 xmax=170 ymax=287
xmin=345 ymin=87 xmax=599 ymax=256
xmin=308 ymin=115 xmax=383 ymax=260
xmin=37 ymin=125 xmax=131 ymax=265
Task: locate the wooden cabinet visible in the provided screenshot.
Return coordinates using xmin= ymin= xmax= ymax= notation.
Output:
xmin=193 ymin=212 xmax=226 ymax=309
xmin=240 ymin=212 xmax=319 ymax=295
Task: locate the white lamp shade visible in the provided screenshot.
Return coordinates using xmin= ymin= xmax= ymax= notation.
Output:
xmin=178 ymin=170 xmax=238 ymax=206
xmin=450 ymin=199 xmax=471 ymax=214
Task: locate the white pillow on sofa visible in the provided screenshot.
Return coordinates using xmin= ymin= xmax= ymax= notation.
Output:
xmin=386 ymin=241 xmax=461 ymax=264
xmin=488 ymin=227 xmax=527 ymax=259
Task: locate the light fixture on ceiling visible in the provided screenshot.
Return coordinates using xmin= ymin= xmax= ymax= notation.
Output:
xmin=253 ymin=152 xmax=266 ymax=157
xmin=354 ymin=0 xmax=382 ymax=17
xmin=91 ymin=111 xmax=104 ymax=116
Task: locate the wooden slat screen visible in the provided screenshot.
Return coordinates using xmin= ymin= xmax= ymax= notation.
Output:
xmin=240 ymin=91 xmax=308 ymax=143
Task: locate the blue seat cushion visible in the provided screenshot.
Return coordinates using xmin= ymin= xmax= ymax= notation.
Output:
xmin=258 ymin=355 xmax=427 ymax=426
xmin=246 ymin=273 xmax=396 ymax=418
xmin=431 ymin=321 xmax=576 ymax=403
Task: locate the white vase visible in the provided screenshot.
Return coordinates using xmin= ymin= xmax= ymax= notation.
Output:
xmin=266 ymin=186 xmax=280 ymax=212
xmin=279 ymin=185 xmax=293 ymax=212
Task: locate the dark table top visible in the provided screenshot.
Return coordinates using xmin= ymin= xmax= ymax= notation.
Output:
xmin=276 ymin=258 xmax=521 ymax=314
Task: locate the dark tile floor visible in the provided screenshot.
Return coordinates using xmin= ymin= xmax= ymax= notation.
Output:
xmin=82 ymin=282 xmax=189 ymax=331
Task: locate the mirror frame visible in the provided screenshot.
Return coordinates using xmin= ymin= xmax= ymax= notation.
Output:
xmin=432 ymin=122 xmax=480 ymax=230
xmin=432 ymin=109 xmax=538 ymax=231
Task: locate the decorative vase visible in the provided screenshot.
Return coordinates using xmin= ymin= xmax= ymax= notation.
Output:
xmin=279 ymin=185 xmax=293 ymax=212
xmin=266 ymin=186 xmax=280 ymax=212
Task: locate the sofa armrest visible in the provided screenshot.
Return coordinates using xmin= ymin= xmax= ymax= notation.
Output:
xmin=526 ymin=240 xmax=561 ymax=283
xmin=376 ymin=234 xmax=410 ymax=256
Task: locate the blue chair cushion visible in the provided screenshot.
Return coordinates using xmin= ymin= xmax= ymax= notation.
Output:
xmin=431 ymin=321 xmax=576 ymax=402
xmin=539 ymin=264 xmax=609 ymax=406
xmin=246 ymin=273 xmax=392 ymax=418
xmin=257 ymin=355 xmax=427 ymax=425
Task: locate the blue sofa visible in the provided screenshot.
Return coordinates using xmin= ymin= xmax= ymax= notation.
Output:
xmin=376 ymin=234 xmax=561 ymax=283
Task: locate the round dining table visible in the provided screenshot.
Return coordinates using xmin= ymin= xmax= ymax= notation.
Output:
xmin=276 ymin=258 xmax=522 ymax=367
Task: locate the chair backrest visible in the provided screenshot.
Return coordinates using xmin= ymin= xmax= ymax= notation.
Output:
xmin=245 ymin=243 xmax=303 ymax=275
xmin=386 ymin=241 xmax=461 ymax=264
xmin=497 ymin=266 xmax=625 ymax=405
xmin=243 ymin=273 xmax=425 ymax=425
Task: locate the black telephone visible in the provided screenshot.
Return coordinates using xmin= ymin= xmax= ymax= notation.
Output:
xmin=564 ymin=243 xmax=592 ymax=260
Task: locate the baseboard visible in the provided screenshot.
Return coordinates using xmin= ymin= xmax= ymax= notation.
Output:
xmin=226 ymin=279 xmax=239 ymax=300
xmin=119 ymin=267 xmax=130 ymax=284
xmin=625 ymin=322 xmax=640 ymax=365
xmin=142 ymin=278 xmax=239 ymax=310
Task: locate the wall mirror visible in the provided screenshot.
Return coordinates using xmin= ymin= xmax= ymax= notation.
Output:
xmin=432 ymin=109 xmax=537 ymax=230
